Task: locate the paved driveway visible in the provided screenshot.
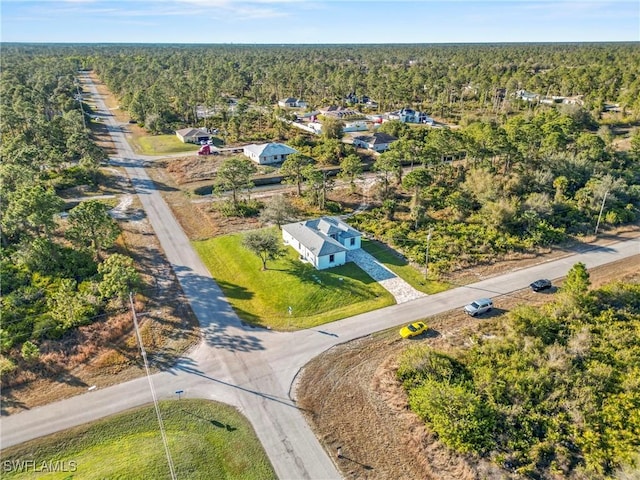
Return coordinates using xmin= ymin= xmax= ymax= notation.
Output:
xmin=347 ymin=249 xmax=426 ymax=303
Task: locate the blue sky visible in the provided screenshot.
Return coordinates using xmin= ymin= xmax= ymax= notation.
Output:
xmin=1 ymin=0 xmax=638 ymax=44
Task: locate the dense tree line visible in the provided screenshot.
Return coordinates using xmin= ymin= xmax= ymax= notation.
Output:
xmin=4 ymin=43 xmax=637 ymax=134
xmin=88 ymin=43 xmax=640 ymax=128
xmin=398 ymin=264 xmax=640 ymax=478
xmin=0 ymin=49 xmax=140 ymax=372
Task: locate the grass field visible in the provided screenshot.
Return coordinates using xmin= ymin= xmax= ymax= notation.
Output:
xmin=1 ymin=399 xmax=275 ymax=480
xmin=193 ymin=229 xmax=395 ymax=330
xmin=360 ymin=239 xmax=450 ymax=294
xmin=129 ymin=134 xmax=200 ymax=156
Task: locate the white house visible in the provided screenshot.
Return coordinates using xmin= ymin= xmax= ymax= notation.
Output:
xmin=343 ymin=120 xmax=369 ymax=132
xmin=243 ymin=143 xmax=298 ymax=165
xmin=176 ymin=127 xmax=211 ymax=144
xmin=278 ymin=98 xmax=308 ymax=109
xmin=516 ymin=90 xmax=539 ymax=102
xmin=282 ymin=217 xmax=362 ymax=270
xmin=352 ymin=132 xmax=398 ymax=152
xmin=389 ymin=108 xmax=433 ymax=125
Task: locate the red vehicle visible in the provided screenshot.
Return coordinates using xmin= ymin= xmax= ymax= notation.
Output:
xmin=197 ymin=144 xmax=218 ymax=155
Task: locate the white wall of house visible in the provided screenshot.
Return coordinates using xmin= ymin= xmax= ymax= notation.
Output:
xmin=283 ymin=229 xmax=316 ymax=264
xmin=372 ymin=143 xmax=389 ymax=152
xmin=354 ymin=139 xmax=390 ymax=152
xmin=341 ymin=236 xmax=361 ymax=250
xmin=243 ymin=145 xmax=295 ymax=165
xmin=244 ymin=149 xmax=260 ymax=163
xmin=317 ymin=251 xmax=346 ymax=270
xmin=343 ymin=121 xmax=369 ymax=132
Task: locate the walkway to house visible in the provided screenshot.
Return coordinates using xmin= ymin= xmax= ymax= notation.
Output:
xmin=347 ymin=249 xmax=426 ymax=304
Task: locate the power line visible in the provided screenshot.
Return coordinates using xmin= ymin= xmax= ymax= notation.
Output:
xmin=129 ymin=292 xmax=177 ymax=480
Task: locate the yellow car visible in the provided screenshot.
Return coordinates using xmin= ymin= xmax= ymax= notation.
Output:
xmin=399 ymin=321 xmax=428 ymax=338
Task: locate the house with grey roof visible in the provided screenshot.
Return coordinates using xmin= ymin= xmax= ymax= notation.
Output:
xmin=352 ymin=132 xmax=398 ymax=152
xmin=388 ymin=108 xmax=433 ymax=125
xmin=175 ymin=127 xmax=211 ymax=144
xmin=278 ymin=98 xmax=307 ymax=109
xmin=282 ymin=217 xmax=362 ymax=270
xmin=243 ymin=143 xmax=298 ymax=165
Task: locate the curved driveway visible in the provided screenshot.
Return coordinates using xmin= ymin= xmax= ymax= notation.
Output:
xmin=1 ymin=73 xmax=639 ymax=480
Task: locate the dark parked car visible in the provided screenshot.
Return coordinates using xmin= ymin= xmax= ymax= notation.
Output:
xmin=530 ymin=279 xmax=552 ymax=292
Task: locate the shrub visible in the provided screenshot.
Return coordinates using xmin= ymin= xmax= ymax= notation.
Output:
xmin=0 ymin=355 xmax=16 ymax=376
xmin=397 ymin=346 xmax=468 ymax=389
xmin=409 ymin=379 xmax=497 ymax=454
xmin=21 ymin=340 xmax=40 ymax=361
xmin=324 ymin=201 xmax=342 ymax=214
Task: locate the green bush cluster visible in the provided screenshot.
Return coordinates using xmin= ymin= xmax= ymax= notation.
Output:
xmin=398 ymin=271 xmax=640 ymax=478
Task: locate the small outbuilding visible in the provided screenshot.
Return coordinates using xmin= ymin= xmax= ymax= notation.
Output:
xmin=243 ymin=143 xmax=298 ymax=165
xmin=282 ymin=216 xmax=362 ymax=270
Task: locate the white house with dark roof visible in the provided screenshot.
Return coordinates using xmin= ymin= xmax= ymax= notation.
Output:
xmin=282 ymin=217 xmax=362 ymax=270
xmin=352 ymin=132 xmax=398 ymax=152
xmin=243 ymin=143 xmax=298 ymax=165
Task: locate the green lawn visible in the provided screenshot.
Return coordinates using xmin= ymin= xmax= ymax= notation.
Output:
xmin=193 ymin=229 xmax=395 ymax=330
xmin=1 ymin=400 xmax=275 ymax=480
xmin=361 ymin=238 xmax=450 ymax=294
xmin=130 ymin=134 xmax=200 ymax=156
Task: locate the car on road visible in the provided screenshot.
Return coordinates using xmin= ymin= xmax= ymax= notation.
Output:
xmin=399 ymin=321 xmax=428 ymax=338
xmin=530 ymin=279 xmax=552 ymax=292
xmin=464 ymin=298 xmax=493 ymax=317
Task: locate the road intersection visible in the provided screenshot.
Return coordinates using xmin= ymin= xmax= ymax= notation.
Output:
xmin=1 ymin=73 xmax=638 ymax=480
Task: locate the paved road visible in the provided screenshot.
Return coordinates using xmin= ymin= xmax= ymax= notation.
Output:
xmin=1 ymin=73 xmax=639 ymax=480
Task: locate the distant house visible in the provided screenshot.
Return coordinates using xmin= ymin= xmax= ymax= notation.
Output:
xmin=318 ymin=105 xmax=359 ymax=119
xmin=278 ymin=98 xmax=307 ymax=109
xmin=176 ymin=127 xmax=211 ymax=144
xmin=352 ymin=132 xmax=398 ymax=152
xmin=389 ymin=108 xmax=433 ymax=125
xmin=345 ymin=93 xmax=376 ymax=107
xmin=243 ymin=143 xmax=298 ymax=165
xmin=516 ymin=90 xmax=539 ymax=103
xmin=343 ymin=120 xmax=369 ymax=132
xmin=282 ymin=217 xmax=362 ymax=270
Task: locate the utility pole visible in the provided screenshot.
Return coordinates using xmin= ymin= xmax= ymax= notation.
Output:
xmin=75 ymin=82 xmax=86 ymax=129
xmin=130 ymin=293 xmax=177 ymax=480
xmin=424 ymin=228 xmax=433 ymax=281
xmin=594 ymin=191 xmax=609 ymax=236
